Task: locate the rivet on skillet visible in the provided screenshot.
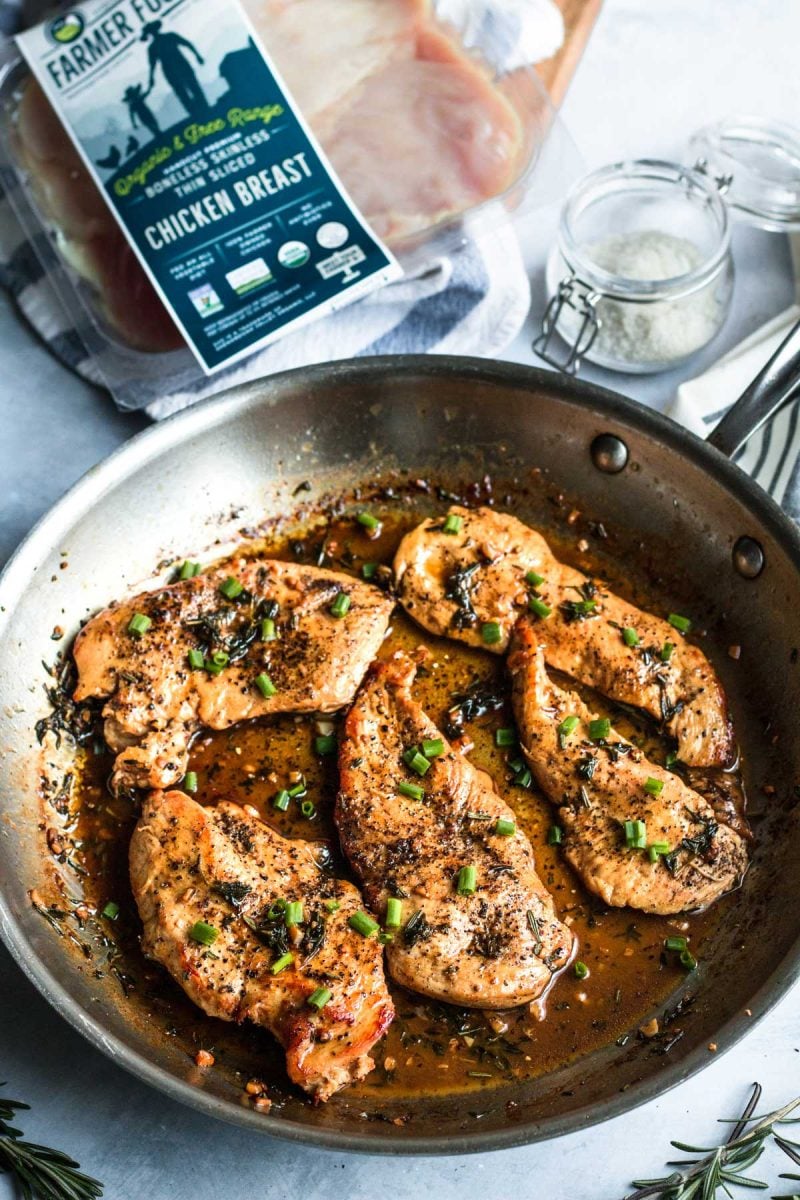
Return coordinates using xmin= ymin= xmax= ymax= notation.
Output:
xmin=590 ymin=434 xmax=629 ymax=474
xmin=732 ymin=536 xmax=765 ymax=579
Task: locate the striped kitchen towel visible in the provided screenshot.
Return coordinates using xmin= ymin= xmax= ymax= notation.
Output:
xmin=0 ymin=0 xmax=565 ymax=418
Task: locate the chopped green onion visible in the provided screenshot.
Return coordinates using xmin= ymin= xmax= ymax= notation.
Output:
xmin=661 ymin=641 xmax=675 ymax=662
xmin=665 ymin=936 xmax=688 ymax=952
xmin=300 ymin=800 xmax=316 ymax=819
xmin=260 ymin=617 xmax=277 ymax=641
xmin=622 ymin=627 xmax=640 ymax=647
xmin=206 ymin=649 xmax=229 ymax=676
xmin=315 ymin=734 xmax=337 ymax=757
xmin=495 ymin=727 xmax=516 ymax=747
xmin=184 ymin=771 xmax=198 ymax=794
xmin=547 ymin=825 xmax=563 ymax=845
xmin=255 ymin=673 xmax=277 ymax=699
xmin=668 ymin=613 xmax=692 ymax=634
xmin=378 ymin=931 xmax=394 ymax=945
xmin=525 ymin=570 xmax=545 ymax=588
xmin=421 ymin=737 xmax=444 ymax=759
xmin=189 ymin=921 xmax=218 ymax=946
xmin=624 ymin=819 xmax=647 ymax=850
xmin=648 ymin=842 xmax=671 ymax=862
xmin=101 ymin=901 xmax=119 ymax=920
xmin=330 ymin=592 xmax=351 ymax=618
xmin=644 ymin=777 xmax=664 ymax=796
xmin=680 ymin=949 xmax=698 ymax=971
xmin=288 ymin=779 xmax=307 ymax=798
xmin=514 ymin=766 xmax=533 ymax=789
xmin=665 ymin=751 xmax=679 ymax=769
xmin=574 ymin=960 xmax=589 ymax=980
xmin=219 ymin=576 xmax=244 ymax=600
xmin=495 ymin=818 xmax=516 ymax=837
xmin=271 ymin=952 xmax=294 ymax=974
xmin=324 ymin=899 xmax=340 ymax=913
xmin=187 ymin=648 xmax=205 ymax=670
xmin=127 ymin=612 xmax=152 ymax=637
xmin=267 ymin=899 xmax=287 ymax=920
xmin=307 ymin=986 xmax=332 ymax=1010
xmin=273 ymin=789 xmax=290 ymax=812
xmin=285 ymin=901 xmax=303 ymax=927
xmin=349 ymin=911 xmax=379 ymax=938
xmin=507 ymin=756 xmax=525 ymax=773
xmin=529 ymin=596 xmax=552 ymax=619
xmin=179 ymin=560 xmax=201 ymax=580
xmin=456 ymin=865 xmax=477 ymax=895
xmin=361 ymin=562 xmax=378 ymax=580
xmin=403 ymin=748 xmax=431 ymax=776
xmin=588 ymin=718 xmax=611 ymax=741
xmin=357 ymin=511 xmax=381 ymax=532
xmin=442 ymin=513 xmax=463 ymax=535
xmin=398 ymin=781 xmax=425 ymax=801
xmin=385 ymin=898 xmax=403 ymax=929
xmin=558 ymin=715 xmax=580 ymax=747
xmin=481 ymin=621 xmax=502 ymax=646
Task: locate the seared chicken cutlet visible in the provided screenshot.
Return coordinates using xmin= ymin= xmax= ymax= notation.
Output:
xmin=73 ymin=560 xmax=393 ymax=795
xmin=337 ymin=654 xmax=573 ymax=1008
xmin=394 ymin=506 xmax=732 ymax=767
xmin=130 ymin=791 xmax=393 ymax=1101
xmin=509 ymin=623 xmax=749 ymax=914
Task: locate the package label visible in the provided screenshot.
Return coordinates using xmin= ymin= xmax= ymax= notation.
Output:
xmin=18 ymin=0 xmax=401 ymax=372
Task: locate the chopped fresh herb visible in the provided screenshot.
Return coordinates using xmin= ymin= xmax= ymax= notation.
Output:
xmin=481 ymin=621 xmax=502 ymax=646
xmin=101 ymin=901 xmax=119 ymax=920
xmin=668 ymin=613 xmax=692 ymax=634
xmin=206 ymin=649 xmax=230 ymax=676
xmin=648 ymin=842 xmax=671 ymax=862
xmin=494 ymin=818 xmax=516 ymax=837
xmin=255 ymin=673 xmax=277 ymax=699
xmin=361 ymin=562 xmax=378 ymax=580
xmin=547 ymin=825 xmax=563 ymax=845
xmin=665 ymin=935 xmax=688 ymax=952
xmin=330 ymin=592 xmax=351 ymax=618
xmin=260 ymin=617 xmax=277 ymax=641
xmin=456 ymin=865 xmax=477 ymax=895
xmin=403 ymin=747 xmax=431 ymax=776
xmin=680 ymin=948 xmax=698 ymax=971
xmin=561 ymin=599 xmax=597 ymax=622
xmin=588 ymin=718 xmax=611 ymax=741
xmin=495 ymin=727 xmax=516 ymax=747
xmin=624 ymin=819 xmax=647 ymax=850
xmin=514 ymin=766 xmax=532 ymax=789
xmin=385 ymin=898 xmax=403 ymax=929
xmin=403 ymin=910 xmax=432 ymax=947
xmin=442 ymin=513 xmax=463 ymax=535
xmin=349 ymin=911 xmax=379 ymax=938
xmin=422 ymin=737 xmax=444 ymax=759
xmin=179 ymin=560 xmax=201 ymax=579
xmin=398 ymin=780 xmax=425 ymax=801
xmin=665 ymin=751 xmax=679 ymax=769
xmin=189 ymin=921 xmax=218 ymax=946
xmin=661 ymin=641 xmax=675 ymax=662
xmin=574 ymin=960 xmax=589 ymax=980
xmin=307 ymin=986 xmax=332 ymax=1010
xmin=324 ymin=899 xmax=340 ymax=913
xmin=285 ymin=901 xmax=303 ymax=927
xmin=219 ymin=576 xmax=244 ymax=600
xmin=127 ymin=612 xmax=151 ymax=637
xmin=378 ymin=931 xmax=394 ymax=945
xmin=356 ymin=511 xmax=381 ymax=532
xmin=527 ymin=909 xmax=543 ymax=952
xmin=529 ymin=596 xmax=552 ymax=619
xmin=288 ymin=779 xmax=307 ymax=799
xmin=300 ymin=800 xmax=316 ymax=819
xmin=184 ymin=771 xmax=198 ymax=794
xmin=187 ymin=648 xmax=205 ymax=670
xmin=644 ymin=776 xmax=665 ymax=796
xmin=525 ymin=570 xmax=545 ymax=588
xmin=558 ymin=714 xmax=580 ymax=747
xmin=467 ymin=811 xmax=492 ymax=821
xmin=266 ymin=899 xmax=288 ymax=920
xmin=314 ymin=734 xmax=337 ymax=756
xmin=273 ymin=789 xmax=290 ymax=812
xmin=623 ymin=627 xmax=640 ymax=647
xmin=271 ymin=952 xmax=293 ymax=974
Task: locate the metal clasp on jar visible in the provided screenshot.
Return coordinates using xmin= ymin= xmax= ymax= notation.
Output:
xmin=533 ymin=277 xmax=600 ymax=375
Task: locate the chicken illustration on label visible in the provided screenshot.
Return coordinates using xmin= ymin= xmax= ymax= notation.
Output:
xmin=17 ymin=0 xmax=401 ymax=372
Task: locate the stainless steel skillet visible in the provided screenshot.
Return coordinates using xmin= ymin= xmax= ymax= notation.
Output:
xmin=1 ymin=329 xmax=800 ymax=1155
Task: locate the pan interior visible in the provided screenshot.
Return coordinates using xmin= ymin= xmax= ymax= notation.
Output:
xmin=1 ymin=359 xmax=799 ymax=1152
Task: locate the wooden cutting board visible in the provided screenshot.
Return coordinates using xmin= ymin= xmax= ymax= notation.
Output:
xmin=536 ymin=0 xmax=604 ymax=106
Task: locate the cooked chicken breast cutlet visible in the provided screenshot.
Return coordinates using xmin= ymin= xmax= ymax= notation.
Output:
xmin=337 ymin=653 xmax=574 ymax=1008
xmin=73 ymin=560 xmax=394 ymax=795
xmin=394 ymin=506 xmax=733 ymax=767
xmin=130 ymin=791 xmax=394 ymax=1101
xmin=509 ymin=623 xmax=749 ymax=914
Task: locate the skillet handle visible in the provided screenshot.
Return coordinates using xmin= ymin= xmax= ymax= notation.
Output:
xmin=706 ymin=317 xmax=800 ymax=458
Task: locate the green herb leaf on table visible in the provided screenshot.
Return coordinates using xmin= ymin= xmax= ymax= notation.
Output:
xmin=0 ymin=1083 xmax=103 ymax=1198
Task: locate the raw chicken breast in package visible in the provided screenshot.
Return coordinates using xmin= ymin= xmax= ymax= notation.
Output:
xmin=0 ymin=0 xmax=576 ymax=404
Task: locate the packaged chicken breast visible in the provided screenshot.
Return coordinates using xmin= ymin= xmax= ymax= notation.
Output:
xmin=0 ymin=0 xmax=575 ymax=405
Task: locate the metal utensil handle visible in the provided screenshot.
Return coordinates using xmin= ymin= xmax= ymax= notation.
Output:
xmin=707 ymin=317 xmax=800 ymax=458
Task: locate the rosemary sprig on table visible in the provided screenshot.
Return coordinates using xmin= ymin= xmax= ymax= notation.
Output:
xmin=626 ymin=1083 xmax=800 ymax=1200
xmin=0 ymin=1084 xmax=103 ymax=1199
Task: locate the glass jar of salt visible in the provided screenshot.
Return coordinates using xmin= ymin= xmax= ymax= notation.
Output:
xmin=535 ymin=117 xmax=800 ymax=374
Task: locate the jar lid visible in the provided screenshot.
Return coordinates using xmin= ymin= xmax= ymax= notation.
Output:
xmin=689 ymin=116 xmax=800 ymax=231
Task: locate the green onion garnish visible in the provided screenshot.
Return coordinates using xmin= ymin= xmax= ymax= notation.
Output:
xmin=495 ymin=818 xmax=516 ymax=837
xmin=547 ymin=825 xmax=563 ymax=845
xmin=481 ymin=621 xmax=502 ymax=646
xmin=665 ymin=751 xmax=679 ymax=769
xmin=330 ymin=592 xmax=351 ymax=618
xmin=588 ymin=718 xmax=611 ymax=741
xmin=668 ymin=613 xmax=692 ymax=634
xmin=525 ymin=570 xmax=545 ymax=588
xmin=661 ymin=641 xmax=675 ymax=662
xmin=378 ymin=931 xmax=393 ymax=945
xmin=267 ymin=899 xmax=287 ymax=920
xmin=680 ymin=949 xmax=698 ymax=971
xmin=495 ymin=728 xmax=516 ymax=747
xmin=206 ymin=649 xmax=229 ymax=676
xmin=385 ymin=898 xmax=403 ymax=929
xmin=273 ymin=789 xmax=290 ymax=812
xmin=574 ymin=960 xmax=589 ymax=980
xmin=307 ymin=987 xmax=332 ymax=1010
xmin=457 ymin=865 xmax=477 ymax=895
xmin=324 ymin=899 xmax=340 ymax=913
xmin=315 ymin=734 xmax=337 ymax=756
xmin=260 ymin=617 xmax=277 ymax=641
xmin=665 ymin=936 xmax=688 ymax=952
xmin=403 ymin=748 xmax=431 ymax=776
xmin=255 ymin=673 xmax=277 ymax=699
xmin=127 ymin=612 xmax=151 ymax=637
xmin=558 ymin=715 xmax=580 ymax=746
xmin=285 ymin=901 xmax=303 ymax=927
xmin=442 ymin=513 xmax=463 ymax=535
xmin=514 ymin=766 xmax=533 ymax=789
xmin=648 ymin=842 xmax=671 ymax=862
xmin=187 ymin=649 xmax=205 ymax=670
xmin=357 ymin=511 xmax=381 ymax=532
xmin=398 ymin=781 xmax=425 ymax=801
xmin=361 ymin=562 xmax=378 ymax=580
xmin=219 ymin=576 xmax=244 ymax=600
xmin=101 ymin=901 xmax=119 ymax=920
xmin=300 ymin=800 xmax=316 ymax=819
xmin=529 ymin=596 xmax=552 ymax=619
xmin=624 ymin=819 xmax=647 ymax=850
xmin=189 ymin=921 xmax=218 ymax=946
xmin=622 ymin=627 xmax=640 ymax=647
xmin=184 ymin=771 xmax=198 ymax=794
xmin=288 ymin=779 xmax=307 ymax=798
xmin=271 ymin=952 xmax=293 ymax=975
xmin=422 ymin=738 xmax=444 ymax=759
xmin=644 ymin=777 xmax=664 ymax=796
xmin=349 ymin=911 xmax=379 ymax=938
xmin=179 ymin=560 xmax=201 ymax=580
